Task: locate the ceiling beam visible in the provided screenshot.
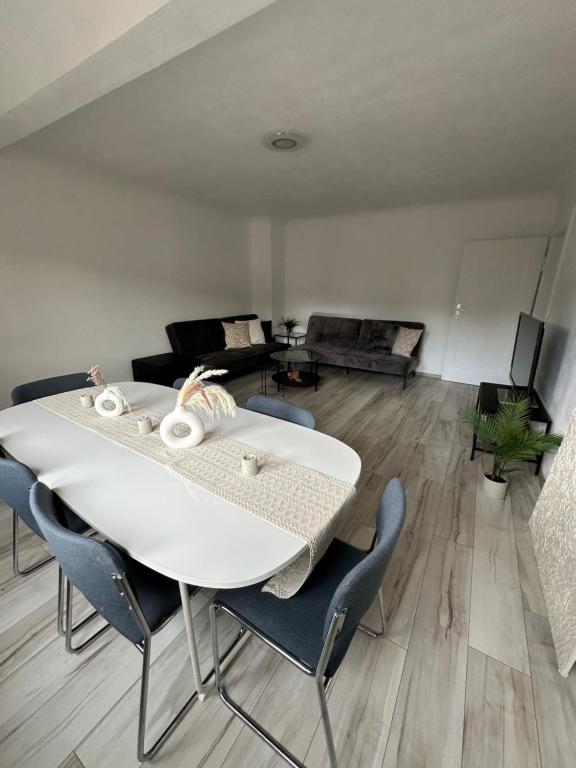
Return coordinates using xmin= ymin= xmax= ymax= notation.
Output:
xmin=0 ymin=0 xmax=278 ymax=151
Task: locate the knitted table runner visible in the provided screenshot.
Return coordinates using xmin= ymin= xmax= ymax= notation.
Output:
xmin=36 ymin=390 xmax=355 ymax=597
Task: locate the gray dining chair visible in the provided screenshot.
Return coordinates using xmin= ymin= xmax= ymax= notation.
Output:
xmin=0 ymin=455 xmax=99 ymax=642
xmin=11 ymin=372 xmax=93 ymax=405
xmin=246 ymin=394 xmax=316 ymax=430
xmin=0 ymin=454 xmax=87 ymax=575
xmin=30 ymin=481 xmax=199 ymax=762
xmin=210 ymin=478 xmax=406 ymax=768
xmin=173 ymin=377 xmax=217 ymax=389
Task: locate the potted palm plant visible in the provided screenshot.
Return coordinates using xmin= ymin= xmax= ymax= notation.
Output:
xmin=280 ymin=316 xmax=300 ymax=339
xmin=462 ymin=397 xmax=562 ymax=499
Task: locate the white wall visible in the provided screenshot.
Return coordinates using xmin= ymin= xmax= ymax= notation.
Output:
xmin=537 ymin=173 xmax=576 ymax=463
xmin=280 ymin=196 xmax=557 ymax=374
xmin=250 ymin=217 xmax=273 ymax=320
xmin=0 ymin=148 xmax=252 ymax=408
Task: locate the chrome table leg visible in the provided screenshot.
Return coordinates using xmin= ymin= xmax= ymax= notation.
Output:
xmin=179 ymin=581 xmax=207 ymax=700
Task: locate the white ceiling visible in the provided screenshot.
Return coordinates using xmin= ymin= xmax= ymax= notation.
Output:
xmin=0 ymin=0 xmax=277 ymax=149
xmin=15 ymin=0 xmax=576 ymax=215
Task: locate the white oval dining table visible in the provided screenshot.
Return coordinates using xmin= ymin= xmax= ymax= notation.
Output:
xmin=0 ymin=381 xmax=361 ymax=697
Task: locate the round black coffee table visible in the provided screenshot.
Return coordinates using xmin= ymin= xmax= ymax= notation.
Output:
xmin=270 ymin=349 xmax=323 ymax=391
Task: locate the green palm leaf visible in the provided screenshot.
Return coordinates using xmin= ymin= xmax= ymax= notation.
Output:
xmin=462 ymin=397 xmax=562 ymax=480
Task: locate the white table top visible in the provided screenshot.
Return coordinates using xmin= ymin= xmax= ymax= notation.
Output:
xmin=0 ymin=382 xmax=361 ymax=589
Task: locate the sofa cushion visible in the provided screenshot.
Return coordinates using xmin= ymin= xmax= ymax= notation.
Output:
xmin=166 ymin=314 xmax=266 ymax=357
xmin=306 ymin=315 xmax=361 ymax=347
xmin=303 ymin=344 xmax=415 ymax=375
xmin=197 ymin=342 xmax=286 ymax=373
xmin=345 ymin=350 xmax=416 ymax=374
xmin=222 ymin=321 xmax=251 ymax=349
xmin=197 ymin=348 xmax=254 ymax=368
xmin=166 ymin=319 xmax=225 ymax=356
xmin=302 ymin=343 xmax=355 ymax=357
xmin=392 ymin=326 xmax=423 ymax=358
xmin=357 ymin=320 xmax=399 ymax=353
xmin=220 ymin=313 xmax=258 ymax=323
xmin=240 ymin=318 xmax=266 ymax=345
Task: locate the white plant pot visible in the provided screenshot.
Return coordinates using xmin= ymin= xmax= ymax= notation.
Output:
xmin=482 ymin=473 xmax=508 ymax=500
xmin=160 ymin=406 xmax=205 ymax=449
xmin=94 ymin=387 xmax=127 ymax=418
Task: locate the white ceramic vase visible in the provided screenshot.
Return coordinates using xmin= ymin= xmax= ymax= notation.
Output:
xmin=94 ymin=386 xmax=127 ymax=418
xmin=159 ymin=406 xmax=205 ymax=449
xmin=482 ymin=473 xmax=508 ymax=500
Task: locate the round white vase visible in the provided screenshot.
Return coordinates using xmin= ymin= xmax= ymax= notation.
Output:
xmin=482 ymin=473 xmax=508 ymax=500
xmin=94 ymin=387 xmax=127 ymax=418
xmin=160 ymin=406 xmax=205 ymax=449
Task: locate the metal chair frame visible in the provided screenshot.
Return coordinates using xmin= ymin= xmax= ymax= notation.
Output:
xmin=12 ymin=508 xmax=54 ymax=576
xmin=358 ymin=586 xmax=386 ymax=638
xmin=13 ymin=511 xmax=106 ymax=650
xmin=59 ymin=570 xmax=111 ymax=651
xmin=59 ymin=571 xmax=242 ymax=763
xmin=210 ymin=602 xmax=347 ymax=768
xmin=102 ymin=573 xmax=203 ymax=762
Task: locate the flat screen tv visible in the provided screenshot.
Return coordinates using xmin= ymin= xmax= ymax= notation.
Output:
xmin=509 ymin=312 xmax=545 ymax=394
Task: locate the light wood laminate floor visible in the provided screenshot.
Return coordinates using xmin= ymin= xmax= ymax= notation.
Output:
xmin=0 ymin=368 xmax=574 ymax=768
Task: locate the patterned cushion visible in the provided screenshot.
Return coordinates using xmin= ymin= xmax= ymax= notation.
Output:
xmin=392 ymin=326 xmax=423 ymax=358
xmin=238 ymin=317 xmax=265 ymax=345
xmin=222 ymin=321 xmax=251 ymax=349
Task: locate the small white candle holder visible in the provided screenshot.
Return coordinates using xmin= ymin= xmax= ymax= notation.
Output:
xmin=80 ymin=392 xmax=94 ymax=408
xmin=241 ymin=453 xmax=259 ymax=478
xmin=137 ymin=416 xmax=153 ymax=435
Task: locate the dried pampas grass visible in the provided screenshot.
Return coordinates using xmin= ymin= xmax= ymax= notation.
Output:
xmin=177 ymin=367 xmax=236 ymax=419
xmin=87 ymin=365 xmax=106 ymax=387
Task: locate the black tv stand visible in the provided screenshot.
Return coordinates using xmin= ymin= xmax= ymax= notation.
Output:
xmin=470 ymin=382 xmax=552 ymax=475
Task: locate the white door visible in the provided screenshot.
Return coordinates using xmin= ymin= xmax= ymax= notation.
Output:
xmin=442 ymin=237 xmax=548 ymax=385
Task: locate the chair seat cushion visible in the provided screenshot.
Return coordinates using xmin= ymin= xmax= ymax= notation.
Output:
xmin=214 ymin=538 xmax=365 ymax=677
xmin=125 ymin=556 xmax=185 ymax=635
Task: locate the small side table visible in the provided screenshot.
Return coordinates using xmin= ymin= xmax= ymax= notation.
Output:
xmin=258 ymin=361 xmax=282 ymax=396
xmin=274 ymin=333 xmax=306 ymax=346
xmin=270 ymin=350 xmax=323 ymax=393
xmin=471 ymin=382 xmax=552 ymax=475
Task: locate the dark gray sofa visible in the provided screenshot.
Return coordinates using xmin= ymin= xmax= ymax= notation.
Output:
xmin=302 ymin=315 xmax=424 ymax=388
xmin=132 ymin=314 xmax=286 ymax=386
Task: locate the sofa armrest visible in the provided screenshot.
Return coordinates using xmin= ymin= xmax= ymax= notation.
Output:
xmin=132 ymin=352 xmax=185 ymax=387
xmin=261 ymin=320 xmax=273 ymax=343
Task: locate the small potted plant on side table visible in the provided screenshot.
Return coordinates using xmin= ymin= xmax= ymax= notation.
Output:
xmin=463 ymin=397 xmax=562 ymax=499
xmin=279 ymin=317 xmax=301 ymax=382
xmin=280 ymin=316 xmax=300 ymax=342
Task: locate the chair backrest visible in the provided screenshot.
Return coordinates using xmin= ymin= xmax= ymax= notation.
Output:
xmin=324 ymin=478 xmax=406 ymax=640
xmin=30 ymin=482 xmax=146 ymax=645
xmin=246 ymin=395 xmax=316 ymax=430
xmin=0 ymin=458 xmax=41 ymax=537
xmin=11 ymin=372 xmax=93 ymax=405
xmin=173 ymin=378 xmax=216 ymax=390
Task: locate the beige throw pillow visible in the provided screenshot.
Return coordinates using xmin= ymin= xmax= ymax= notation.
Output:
xmin=238 ymin=317 xmax=265 ymax=345
xmin=222 ymin=321 xmax=251 ymax=349
xmin=392 ymin=326 xmax=423 ymax=358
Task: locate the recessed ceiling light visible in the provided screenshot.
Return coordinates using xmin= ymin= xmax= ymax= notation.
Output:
xmin=263 ymin=130 xmax=308 ymax=151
